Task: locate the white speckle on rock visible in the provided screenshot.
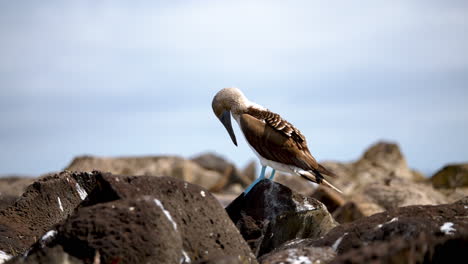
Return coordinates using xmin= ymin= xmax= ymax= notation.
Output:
xmin=0 ymin=251 xmax=12 ymax=264
xmin=440 ymin=222 xmax=456 ymax=235
xmin=200 ymin=191 xmax=206 ymax=197
xmin=154 ymin=199 xmax=177 ymax=231
xmin=283 ymin=239 xmax=307 ymax=248
xmin=129 ymin=207 xmax=135 ymax=211
xmin=332 ymin=232 xmax=348 ymax=252
xmin=115 ymin=177 xmax=120 ymax=182
xmin=180 ymin=250 xmax=191 ymax=263
xmin=57 ymin=197 xmax=64 ymax=212
xmin=75 ymin=183 xmax=88 ymax=200
xmin=184 ymin=183 xmax=188 ymax=189
xmin=376 ymin=217 xmax=399 ymax=229
xmin=293 ymin=198 xmax=316 ymax=212
xmin=284 ymin=249 xmax=313 ymax=264
xmin=41 ymin=230 xmax=58 ymax=242
xmin=464 ymin=205 xmax=468 ymax=209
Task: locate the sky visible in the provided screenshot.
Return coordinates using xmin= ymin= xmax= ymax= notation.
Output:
xmin=1 ymin=0 xmax=467 ymax=176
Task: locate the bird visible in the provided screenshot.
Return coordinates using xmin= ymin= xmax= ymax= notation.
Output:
xmin=211 ymin=87 xmax=342 ymax=194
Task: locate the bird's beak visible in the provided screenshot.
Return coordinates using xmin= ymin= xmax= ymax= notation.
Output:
xmin=219 ymin=110 xmax=237 ymax=146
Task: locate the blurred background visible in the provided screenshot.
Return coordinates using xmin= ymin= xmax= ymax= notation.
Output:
xmin=1 ymin=0 xmax=467 ymax=176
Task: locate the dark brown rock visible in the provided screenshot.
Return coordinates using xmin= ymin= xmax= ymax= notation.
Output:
xmin=8 ymin=245 xmax=84 ymax=264
xmin=259 ymin=246 xmax=336 ymax=264
xmin=226 ymin=179 xmax=337 ymax=258
xmin=55 ymin=197 xmax=182 ymax=264
xmin=195 ymin=255 xmax=255 ymax=264
xmin=0 ymin=171 xmax=97 ymax=255
xmin=330 ymin=232 xmax=468 ymax=264
xmin=287 ymin=199 xmax=468 ymax=255
xmin=3 ymin=171 xmax=256 ymax=263
xmin=74 ymin=173 xmax=256 ymax=263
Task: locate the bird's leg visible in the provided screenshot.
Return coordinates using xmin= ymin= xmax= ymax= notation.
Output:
xmin=244 ymin=165 xmax=266 ymax=194
xmin=269 ymin=169 xmax=276 ymax=180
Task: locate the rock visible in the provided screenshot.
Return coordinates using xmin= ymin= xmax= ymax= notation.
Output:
xmin=259 ymin=246 xmax=336 ymax=264
xmin=329 ymin=233 xmax=468 ymax=264
xmin=66 ymin=155 xmax=224 ymax=191
xmin=432 ymin=163 xmax=468 ymax=189
xmin=260 ymin=198 xmax=468 ymax=263
xmin=345 ymin=179 xmax=450 ymax=217
xmin=28 ymin=172 xmax=254 ymax=263
xmin=226 ymin=179 xmax=337 ymax=257
xmin=0 ymin=176 xmax=35 ymax=197
xmin=324 ymin=141 xmax=423 ymax=195
xmin=242 ymin=161 xmax=257 ymax=183
xmin=310 ymin=186 xmax=346 ymax=213
xmin=0 ymin=176 xmax=35 ymax=210
xmin=53 ymin=197 xmax=182 ymax=264
xmin=191 ymin=152 xmax=250 ymax=192
xmin=272 ymin=173 xmax=316 ymax=197
xmin=195 ymin=255 xmax=255 ymax=264
xmin=293 ymin=199 xmax=468 ymax=254
xmin=332 ymin=202 xmax=365 ymax=224
xmin=0 ymin=171 xmax=96 ymax=255
xmin=8 ymin=245 xmax=84 ymax=264
xmin=3 ymin=171 xmax=256 ymax=263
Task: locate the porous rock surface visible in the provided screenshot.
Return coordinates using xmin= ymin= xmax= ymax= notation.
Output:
xmin=3 ymin=171 xmax=256 ymax=264
xmin=0 ymin=171 xmax=96 ymax=254
xmin=226 ymin=179 xmax=337 ymax=258
xmin=272 ymin=198 xmax=468 ymax=264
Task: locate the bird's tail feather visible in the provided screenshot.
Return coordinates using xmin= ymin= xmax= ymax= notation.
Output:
xmin=299 ymin=170 xmax=343 ymax=194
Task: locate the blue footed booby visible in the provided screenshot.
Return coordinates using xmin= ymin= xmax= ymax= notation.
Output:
xmin=212 ymin=88 xmax=342 ymax=194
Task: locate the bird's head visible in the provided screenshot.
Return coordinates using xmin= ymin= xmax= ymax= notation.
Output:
xmin=212 ymin=88 xmax=248 ymax=146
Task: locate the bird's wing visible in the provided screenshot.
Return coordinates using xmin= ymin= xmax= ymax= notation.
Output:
xmin=239 ymin=108 xmax=319 ymax=171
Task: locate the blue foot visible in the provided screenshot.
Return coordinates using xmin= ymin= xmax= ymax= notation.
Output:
xmin=269 ymin=169 xmax=276 ymax=180
xmin=244 ymin=165 xmax=266 ymax=194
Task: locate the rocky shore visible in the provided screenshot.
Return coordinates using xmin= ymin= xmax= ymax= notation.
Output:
xmin=0 ymin=141 xmax=466 ymax=263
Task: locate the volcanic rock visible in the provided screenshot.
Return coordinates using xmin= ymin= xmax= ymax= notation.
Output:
xmin=259 ymin=246 xmax=336 ymax=264
xmin=21 ymin=172 xmax=255 ymax=263
xmin=0 ymin=171 xmax=96 ymax=255
xmin=9 ymin=245 xmax=83 ymax=264
xmin=278 ymin=198 xmax=468 ymax=260
xmin=226 ymin=179 xmax=337 ymax=257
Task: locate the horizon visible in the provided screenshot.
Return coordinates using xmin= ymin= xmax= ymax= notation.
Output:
xmin=1 ymin=1 xmax=467 ymax=176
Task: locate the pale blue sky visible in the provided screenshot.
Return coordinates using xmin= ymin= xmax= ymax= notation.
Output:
xmin=1 ymin=1 xmax=467 ymax=176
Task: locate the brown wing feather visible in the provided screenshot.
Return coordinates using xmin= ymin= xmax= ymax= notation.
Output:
xmin=239 ymin=111 xmax=319 ymax=171
xmin=247 ymin=107 xmax=306 ymax=149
